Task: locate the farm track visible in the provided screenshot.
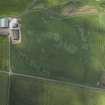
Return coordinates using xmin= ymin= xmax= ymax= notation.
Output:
xmin=7 ymin=36 xmax=12 ymax=105
xmin=62 ymin=6 xmax=98 ymax=17
xmin=0 ymin=70 xmax=105 ymax=92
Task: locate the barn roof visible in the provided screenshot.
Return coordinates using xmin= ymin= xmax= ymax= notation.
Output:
xmin=0 ymin=18 xmax=9 ymax=28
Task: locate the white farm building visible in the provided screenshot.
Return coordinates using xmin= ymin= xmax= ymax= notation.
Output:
xmin=0 ymin=17 xmax=21 ymax=44
xmin=0 ymin=18 xmax=9 ymax=28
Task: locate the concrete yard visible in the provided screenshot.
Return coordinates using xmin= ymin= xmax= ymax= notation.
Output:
xmin=0 ymin=28 xmax=9 ymax=36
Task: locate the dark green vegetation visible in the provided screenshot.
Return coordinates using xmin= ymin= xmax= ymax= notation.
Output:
xmin=0 ymin=0 xmax=33 ymax=15
xmin=1 ymin=0 xmax=105 ymax=105
xmin=0 ymin=0 xmax=34 ymax=70
xmin=0 ymin=37 xmax=9 ymax=70
xmin=0 ymin=73 xmax=9 ymax=105
xmin=34 ymin=0 xmax=101 ymax=6
xmin=10 ymin=75 xmax=105 ymax=105
xmin=33 ymin=0 xmax=105 ymax=11
xmin=11 ymin=8 xmax=105 ymax=86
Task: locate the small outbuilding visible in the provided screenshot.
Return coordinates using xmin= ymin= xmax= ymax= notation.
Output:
xmin=0 ymin=17 xmax=21 ymax=44
xmin=9 ymin=18 xmax=18 ymax=29
xmin=0 ymin=18 xmax=9 ymax=28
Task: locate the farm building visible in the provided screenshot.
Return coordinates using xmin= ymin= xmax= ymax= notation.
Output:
xmin=9 ymin=18 xmax=18 ymax=29
xmin=0 ymin=18 xmax=9 ymax=28
xmin=0 ymin=18 xmax=9 ymax=36
xmin=10 ymin=28 xmax=21 ymax=44
xmin=9 ymin=18 xmax=21 ymax=44
xmin=0 ymin=17 xmax=21 ymax=44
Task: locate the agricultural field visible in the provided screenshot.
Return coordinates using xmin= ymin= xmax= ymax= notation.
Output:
xmin=0 ymin=73 xmax=9 ymax=105
xmin=32 ymin=0 xmax=103 ymax=7
xmin=0 ymin=0 xmax=33 ymax=15
xmin=0 ymin=37 xmax=9 ymax=71
xmin=10 ymin=75 xmax=105 ymax=105
xmin=1 ymin=0 xmax=105 ymax=105
xmin=11 ymin=3 xmax=105 ymax=86
xmin=0 ymin=0 xmax=34 ymax=71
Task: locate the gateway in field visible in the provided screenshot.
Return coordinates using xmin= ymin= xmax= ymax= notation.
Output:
xmin=0 ymin=18 xmax=21 ymax=44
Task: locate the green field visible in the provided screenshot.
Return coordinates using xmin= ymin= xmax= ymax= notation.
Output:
xmin=1 ymin=0 xmax=105 ymax=105
xmin=11 ymin=7 xmax=105 ymax=86
xmin=0 ymin=0 xmax=33 ymax=15
xmin=0 ymin=0 xmax=34 ymax=70
xmin=0 ymin=37 xmax=9 ymax=71
xmin=32 ymin=0 xmax=103 ymax=7
xmin=0 ymin=73 xmax=9 ymax=105
xmin=10 ymin=75 xmax=105 ymax=105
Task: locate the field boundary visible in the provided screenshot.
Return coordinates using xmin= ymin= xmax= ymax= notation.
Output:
xmin=7 ymin=36 xmax=12 ymax=105
xmin=62 ymin=6 xmax=98 ymax=17
xmin=1 ymin=70 xmax=105 ymax=93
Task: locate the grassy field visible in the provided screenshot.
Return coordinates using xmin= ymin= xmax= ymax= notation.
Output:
xmin=0 ymin=73 xmax=9 ymax=105
xmin=0 ymin=0 xmax=33 ymax=16
xmin=0 ymin=37 xmax=9 ymax=71
xmin=10 ymin=75 xmax=105 ymax=105
xmin=0 ymin=0 xmax=103 ymax=15
xmin=0 ymin=0 xmax=105 ymax=105
xmin=11 ymin=7 xmax=105 ymax=86
xmin=34 ymin=0 xmax=102 ymax=7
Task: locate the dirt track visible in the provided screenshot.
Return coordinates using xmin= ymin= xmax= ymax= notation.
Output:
xmin=62 ymin=6 xmax=98 ymax=16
